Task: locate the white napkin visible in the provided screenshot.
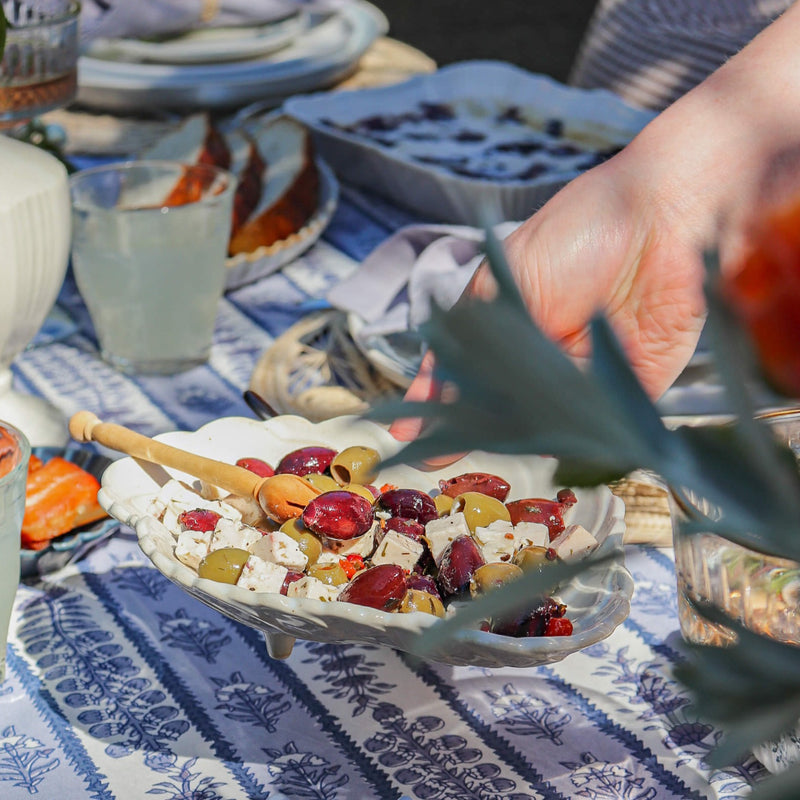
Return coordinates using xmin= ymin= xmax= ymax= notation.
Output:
xmin=80 ymin=0 xmax=343 ymax=44
xmin=327 ymin=222 xmax=520 ymax=343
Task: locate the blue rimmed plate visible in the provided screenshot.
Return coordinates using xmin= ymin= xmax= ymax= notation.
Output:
xmin=20 ymin=447 xmax=119 ymax=578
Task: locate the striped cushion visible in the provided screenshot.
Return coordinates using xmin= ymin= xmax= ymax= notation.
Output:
xmin=569 ymin=0 xmax=791 ymax=110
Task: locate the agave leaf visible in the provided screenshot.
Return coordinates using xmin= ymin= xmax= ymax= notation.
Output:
xmin=410 ymin=551 xmax=617 ymax=659
xmin=750 ymin=762 xmax=800 ymax=800
xmin=373 ymin=246 xmax=658 ymax=478
xmin=701 ymin=252 xmax=800 ymax=508
xmin=684 ymin=603 xmax=800 ymax=684
xmin=588 ymin=315 xmax=676 ymax=461
xmin=701 ymin=250 xmax=763 ymax=424
xmin=481 ymin=221 xmax=529 ymax=318
xmin=668 ymin=424 xmax=800 ymax=561
xmin=707 ymin=697 xmax=800 ymax=768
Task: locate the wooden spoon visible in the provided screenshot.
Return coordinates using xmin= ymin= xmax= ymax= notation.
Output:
xmin=68 ymin=411 xmax=319 ymax=520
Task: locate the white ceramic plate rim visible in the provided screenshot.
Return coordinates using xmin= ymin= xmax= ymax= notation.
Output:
xmin=78 ymin=2 xmax=386 ymax=85
xmin=98 ymin=415 xmax=632 ymax=667
xmin=86 ymin=11 xmax=309 ymax=66
xmin=225 ymin=159 xmax=339 ymax=290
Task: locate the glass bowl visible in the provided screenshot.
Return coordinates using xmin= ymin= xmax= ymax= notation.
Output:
xmin=671 ymin=408 xmax=800 ymax=648
xmin=0 ymin=0 xmax=80 ymax=126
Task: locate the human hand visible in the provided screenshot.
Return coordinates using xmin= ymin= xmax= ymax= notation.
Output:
xmin=388 ymin=153 xmax=708 ymax=448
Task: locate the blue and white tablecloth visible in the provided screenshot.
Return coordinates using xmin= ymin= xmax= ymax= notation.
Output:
xmin=3 ymin=183 xmax=767 ymax=799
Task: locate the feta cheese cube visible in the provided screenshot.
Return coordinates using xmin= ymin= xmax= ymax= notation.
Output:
xmin=250 ymin=530 xmax=308 ymax=571
xmin=425 ymin=512 xmax=472 ymax=565
xmin=174 ymin=529 xmax=212 ymax=571
xmin=154 ymin=479 xmax=243 ymax=534
xmin=473 ymin=522 xmax=517 ymax=564
xmin=287 ymin=576 xmax=341 ymax=602
xmin=321 ymin=522 xmax=377 ymax=560
xmin=198 ymin=479 xmax=228 ymax=501
xmin=550 ymin=523 xmax=598 ymax=560
xmin=371 ymin=530 xmax=424 ymax=571
xmin=236 ymin=555 xmax=288 ymax=593
xmin=149 ymin=479 xmax=198 ymax=518
xmin=209 ymin=518 xmax=263 ymax=553
xmin=513 ymin=521 xmax=549 ymax=549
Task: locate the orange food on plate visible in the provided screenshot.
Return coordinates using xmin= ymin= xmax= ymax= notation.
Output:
xmin=22 ymin=456 xmax=107 ymax=550
xmin=0 ymin=426 xmax=20 ymax=479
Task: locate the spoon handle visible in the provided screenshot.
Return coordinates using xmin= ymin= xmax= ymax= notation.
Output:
xmin=69 ymin=411 xmax=262 ymax=500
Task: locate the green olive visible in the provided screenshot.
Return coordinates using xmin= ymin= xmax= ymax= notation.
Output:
xmin=303 ymin=472 xmax=339 ymax=492
xmin=513 ymin=545 xmax=552 ymax=573
xmin=280 ymin=517 xmax=306 ymax=538
xmin=453 ymin=491 xmax=511 ymax=532
xmin=330 ymin=445 xmax=381 ymax=486
xmin=398 ymin=589 xmax=445 ymax=617
xmin=434 ymin=494 xmax=454 ymax=516
xmin=307 ymin=561 xmax=348 ymax=586
xmin=280 ymin=519 xmax=322 ymax=566
xmin=469 ymin=562 xmax=523 ymax=597
xmin=343 ymin=483 xmax=377 ymax=502
xmin=197 ymin=547 xmax=250 ymax=584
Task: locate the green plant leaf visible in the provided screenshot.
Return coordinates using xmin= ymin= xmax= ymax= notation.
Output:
xmin=750 ymin=762 xmax=800 ymax=800
xmin=588 ymin=314 xmax=676 ymax=461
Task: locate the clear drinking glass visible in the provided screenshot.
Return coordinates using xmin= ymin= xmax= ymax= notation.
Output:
xmin=0 ymin=421 xmax=31 ymax=683
xmin=0 ymin=0 xmax=80 ymax=127
xmin=69 ymin=160 xmax=236 ymax=375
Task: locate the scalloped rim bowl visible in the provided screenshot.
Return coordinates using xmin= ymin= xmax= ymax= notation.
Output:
xmin=98 ymin=415 xmax=632 ymax=667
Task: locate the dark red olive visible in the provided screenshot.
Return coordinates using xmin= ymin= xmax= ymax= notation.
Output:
xmin=438 ymin=472 xmax=511 ymax=502
xmin=178 ymin=508 xmax=221 ymax=532
xmin=375 ymin=488 xmax=437 ymax=525
xmin=556 ymin=488 xmax=577 ymax=508
xmin=384 ymin=517 xmax=426 ymax=541
xmin=301 ymin=490 xmax=374 ymax=541
xmin=236 ymin=457 xmax=275 ymax=478
xmin=491 ymin=596 xmax=563 ymax=638
xmin=280 ymin=570 xmax=305 ymax=595
xmin=406 ymin=571 xmax=441 ymax=599
xmin=506 ymin=497 xmax=570 ymax=538
xmin=276 ymin=446 xmax=337 ymax=477
xmin=436 ymin=535 xmax=485 ymax=599
xmin=338 ymin=564 xmax=407 ymax=611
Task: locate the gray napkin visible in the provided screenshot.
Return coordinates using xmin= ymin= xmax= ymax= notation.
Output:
xmin=327 ymin=222 xmax=520 ymax=343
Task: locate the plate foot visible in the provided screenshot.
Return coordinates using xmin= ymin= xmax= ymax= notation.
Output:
xmin=264 ymin=631 xmax=295 ymax=659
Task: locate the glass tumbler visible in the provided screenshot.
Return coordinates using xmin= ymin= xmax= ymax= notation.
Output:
xmin=0 ymin=421 xmax=31 ymax=682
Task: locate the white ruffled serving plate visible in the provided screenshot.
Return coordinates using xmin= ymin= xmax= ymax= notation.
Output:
xmin=284 ymin=60 xmax=657 ymax=225
xmin=98 ymin=414 xmax=632 ymax=667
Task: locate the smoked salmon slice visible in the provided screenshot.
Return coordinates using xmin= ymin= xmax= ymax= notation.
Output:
xmin=22 ymin=456 xmax=107 ymax=550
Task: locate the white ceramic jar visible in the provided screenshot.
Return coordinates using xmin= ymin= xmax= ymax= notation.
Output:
xmin=0 ymin=135 xmax=71 ymax=445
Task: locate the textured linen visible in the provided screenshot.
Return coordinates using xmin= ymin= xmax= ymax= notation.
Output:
xmin=570 ymin=0 xmax=792 ymax=110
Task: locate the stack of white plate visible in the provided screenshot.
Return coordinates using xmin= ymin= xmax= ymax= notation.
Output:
xmin=76 ymin=0 xmax=388 ymax=114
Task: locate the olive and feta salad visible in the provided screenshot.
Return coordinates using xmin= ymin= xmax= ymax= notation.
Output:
xmin=149 ymin=444 xmax=600 ymax=638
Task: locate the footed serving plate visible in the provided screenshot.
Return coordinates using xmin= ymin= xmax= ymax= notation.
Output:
xmin=98 ymin=415 xmax=632 ymax=667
